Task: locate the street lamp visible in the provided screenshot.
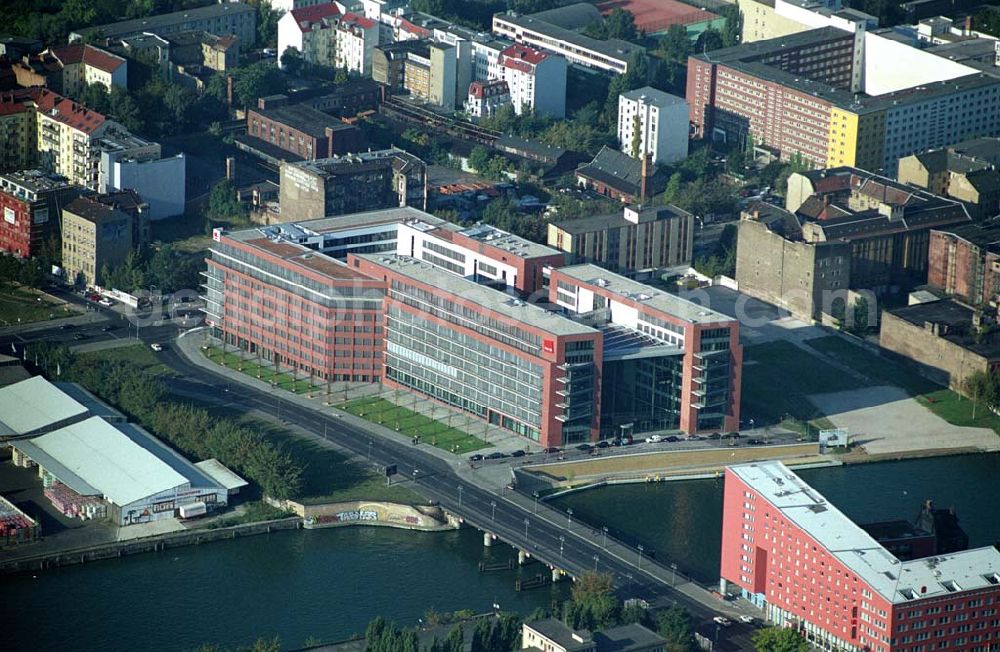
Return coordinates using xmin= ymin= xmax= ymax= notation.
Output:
xmin=559 ymin=535 xmax=565 ymax=558
xmin=490 ymin=500 xmax=496 ymax=521
xmin=458 ymin=485 xmax=463 ymax=507
xmin=368 ymin=439 xmax=373 ymax=461
xmin=637 ymin=544 xmax=644 ymax=568
xmin=523 ymin=517 xmax=530 ymax=543
xmin=602 ymin=526 xmax=609 ymax=549
xmin=566 ymin=507 xmax=574 ymax=529
xmin=532 ymin=492 xmax=539 ymax=514
xmin=593 ymin=555 xmax=599 ymax=572
xmin=670 ymin=562 xmax=678 ymax=586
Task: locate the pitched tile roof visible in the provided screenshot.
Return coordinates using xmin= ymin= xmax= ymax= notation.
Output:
xmin=49 ymin=44 xmax=126 ymax=73
xmin=291 ymin=3 xmax=341 ymax=32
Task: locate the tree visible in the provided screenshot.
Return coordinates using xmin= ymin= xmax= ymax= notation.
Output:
xmin=444 ymin=624 xmax=464 ymax=652
xmin=468 ymin=145 xmax=493 ymax=173
xmin=231 ymin=62 xmax=288 ymax=109
xmin=108 ymin=86 xmax=143 ymax=133
xmin=695 ymin=27 xmax=725 ymax=54
xmin=564 ymin=572 xmax=620 ymax=631
xmin=280 ymin=46 xmax=303 ymax=75
xmin=206 ymin=180 xmax=247 ymax=223
xmin=605 ymin=8 xmax=639 ymax=41
xmin=719 ymin=4 xmax=741 ymax=47
xmin=659 ymin=25 xmax=692 ymax=64
xmin=258 ymin=1 xmax=284 ymax=47
xmin=752 ymin=626 xmax=808 ymax=652
xmin=630 ymin=114 xmax=642 ymax=158
xmin=78 ymin=82 xmax=110 ymax=114
xmin=657 ymin=605 xmax=695 ymax=652
xmin=661 ymin=172 xmax=682 ymax=204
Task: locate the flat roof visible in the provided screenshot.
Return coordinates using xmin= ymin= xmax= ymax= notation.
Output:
xmin=357 ymin=253 xmax=598 ymax=337
xmin=526 ymin=619 xmax=593 ymax=651
xmin=552 ymin=205 xmax=691 ymax=235
xmin=0 ymin=376 xmax=89 ymax=438
xmin=195 ymin=459 xmax=248 ymax=491
xmin=556 ymin=264 xmax=734 ymax=324
xmin=73 ymin=2 xmax=255 ymax=39
xmin=594 ymin=623 xmax=666 ymax=652
xmin=620 ymin=86 xmax=686 ymax=107
xmin=496 ymin=13 xmax=644 ymax=63
xmin=448 ymin=221 xmax=563 ymax=259
xmin=730 ymin=461 xmax=1000 ymax=604
xmin=16 ymin=417 xmax=190 ymax=506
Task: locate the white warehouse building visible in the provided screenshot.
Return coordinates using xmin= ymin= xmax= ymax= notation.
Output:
xmin=617 ymin=87 xmax=689 ymax=165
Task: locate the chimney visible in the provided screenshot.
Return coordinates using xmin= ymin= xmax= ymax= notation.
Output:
xmin=226 ymin=75 xmax=234 ymax=107
xmin=640 ymin=152 xmax=652 ymax=202
xmin=225 ymin=156 xmax=235 ymax=181
xmin=965 ymin=15 xmax=973 ymax=35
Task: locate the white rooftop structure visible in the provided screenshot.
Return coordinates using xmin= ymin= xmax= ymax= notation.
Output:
xmin=0 ymin=376 xmax=89 ymax=438
xmin=731 ymin=461 xmax=1000 ymax=604
xmin=195 ymin=459 xmax=249 ymax=492
xmin=16 ymin=417 xmax=189 ymax=506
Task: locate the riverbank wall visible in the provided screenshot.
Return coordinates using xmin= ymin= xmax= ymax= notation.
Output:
xmin=0 ymin=517 xmax=303 ymax=575
xmin=267 ymin=498 xmax=459 ymax=531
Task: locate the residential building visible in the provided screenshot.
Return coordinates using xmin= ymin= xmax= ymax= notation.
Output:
xmin=721 ymin=461 xmax=1000 ymax=652
xmin=547 ymin=203 xmax=694 ymax=277
xmin=277 ymin=2 xmax=342 ymax=67
xmin=522 ymin=619 xmax=666 ymax=652
xmin=61 ymin=195 xmax=138 ymax=287
xmin=95 ymin=130 xmax=186 ymax=220
xmin=0 ymin=170 xmax=80 ymax=258
xmin=269 ymin=0 xmax=330 ymax=11
xmin=576 ymin=148 xmax=668 ymax=204
xmin=334 ymin=13 xmax=380 ymax=76
xmin=898 ymin=137 xmax=1000 ymax=220
xmin=551 ymin=264 xmax=743 ymax=435
xmin=246 ymin=103 xmax=365 ymax=161
xmin=372 ymin=41 xmax=425 ymax=93
xmin=0 ymin=35 xmax=41 ymax=61
xmin=617 ymin=86 xmax=688 ymax=165
xmin=278 ymin=149 xmax=427 ymax=222
xmin=0 ymin=89 xmax=36 ymax=172
xmin=492 ymin=8 xmax=645 ymax=75
xmin=17 ymin=44 xmax=128 ymax=97
xmin=165 ymin=31 xmax=240 ymax=72
xmin=500 ymin=44 xmax=567 ymax=119
xmin=373 ymin=38 xmax=458 ymax=107
xmin=927 ymin=222 xmax=1000 ymax=305
xmin=688 ymin=27 xmax=1000 ymax=174
xmin=880 ymin=297 xmax=1000 ymax=390
xmin=739 ymin=0 xmax=877 ymax=44
xmin=466 ymin=79 xmax=510 ymax=119
xmin=71 ymin=2 xmax=257 ymax=49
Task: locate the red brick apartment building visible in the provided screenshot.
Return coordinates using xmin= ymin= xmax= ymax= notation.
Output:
xmin=722 ymin=462 xmax=1000 ymax=652
xmin=0 ymin=170 xmax=79 ymax=258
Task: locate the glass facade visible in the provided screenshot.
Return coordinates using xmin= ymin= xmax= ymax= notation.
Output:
xmin=600 ymin=355 xmax=684 ymax=437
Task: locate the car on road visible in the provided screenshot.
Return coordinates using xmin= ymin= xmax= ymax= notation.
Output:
xmin=543 ymin=447 xmax=560 ymax=454
xmin=510 ymin=450 xmax=526 ymax=458
xmin=98 ymin=298 xmax=114 ymax=307
xmin=575 ymin=443 xmax=592 ymax=452
xmin=645 ymin=434 xmax=663 ymax=443
xmin=738 ymin=615 xmax=755 ymax=625
xmin=100 ymin=325 xmax=115 ymax=332
xmin=665 ymin=436 xmax=680 ymax=443
xmin=484 ymin=452 xmax=507 ymax=460
xmin=150 ymin=343 xmax=164 ymax=352
xmin=595 ymin=440 xmax=610 ymax=448
xmin=708 ymin=432 xmax=722 ymax=440
xmin=72 ymin=333 xmax=87 ymax=340
xmin=713 ymin=617 xmax=732 ymax=627
xmin=468 ymin=454 xmax=484 ymax=462
xmin=747 ymin=438 xmax=765 ymax=446
xmin=59 ymin=323 xmax=75 ymax=330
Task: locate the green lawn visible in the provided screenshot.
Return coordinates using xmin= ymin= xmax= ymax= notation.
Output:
xmin=804 ymin=336 xmax=941 ymax=396
xmin=150 ymin=211 xmax=213 ymax=253
xmin=202 ymin=346 xmax=320 ymax=394
xmin=340 ymin=396 xmax=488 ymax=455
xmin=917 ymin=390 xmax=1000 ymax=434
xmin=0 ymin=286 xmax=65 ymax=326
xmin=78 ymin=344 xmax=177 ymax=377
xmin=741 ymin=340 xmax=862 ymax=431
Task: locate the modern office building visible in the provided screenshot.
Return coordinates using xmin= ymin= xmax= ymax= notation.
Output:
xmin=500 ymin=44 xmax=567 ymax=119
xmin=71 ymin=2 xmax=257 ymax=49
xmin=551 ymin=265 xmax=742 ymax=435
xmin=688 ymin=27 xmax=1000 ymax=174
xmin=927 ymin=222 xmax=1000 ymax=306
xmin=0 ymin=170 xmax=80 ymax=258
xmin=617 ymin=86 xmax=689 ymax=165
xmin=492 ymin=8 xmax=644 ymax=75
xmin=61 ymin=196 xmax=138 ymax=288
xmin=547 ymin=203 xmax=694 ymax=277
xmin=277 ymin=148 xmax=427 ymax=222
xmin=721 ymin=461 xmax=1000 ymax=652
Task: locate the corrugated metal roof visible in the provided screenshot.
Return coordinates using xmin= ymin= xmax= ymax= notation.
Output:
xmin=23 ymin=417 xmax=189 ymax=506
xmin=195 ymin=459 xmax=249 ymax=491
xmin=0 ymin=376 xmax=89 ymax=437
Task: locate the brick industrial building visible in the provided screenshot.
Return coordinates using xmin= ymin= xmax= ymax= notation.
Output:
xmin=246 ymin=103 xmax=365 ymax=161
xmin=204 ymin=208 xmax=741 ymax=445
xmin=687 ymin=27 xmax=1000 ymax=174
xmin=721 ymin=461 xmax=1000 ymax=652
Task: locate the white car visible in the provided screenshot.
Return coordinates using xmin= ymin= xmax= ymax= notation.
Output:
xmin=150 ymin=343 xmax=163 ymax=352
xmin=713 ymin=617 xmax=732 ymax=627
xmin=645 ymin=434 xmax=663 ymax=443
xmin=738 ymin=615 xmax=755 ymax=624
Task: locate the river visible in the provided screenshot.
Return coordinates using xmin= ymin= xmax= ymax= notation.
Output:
xmin=550 ymin=454 xmax=1000 ymax=585
xmin=5 ymin=455 xmax=999 ymax=651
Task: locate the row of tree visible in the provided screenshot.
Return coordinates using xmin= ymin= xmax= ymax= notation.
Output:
xmin=28 ymin=343 xmax=304 ymax=499
xmin=99 ymin=245 xmax=203 ymax=295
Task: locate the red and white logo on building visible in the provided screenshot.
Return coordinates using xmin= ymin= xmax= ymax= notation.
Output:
xmin=543 ymin=339 xmax=554 ymax=353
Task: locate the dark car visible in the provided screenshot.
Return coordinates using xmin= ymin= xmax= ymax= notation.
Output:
xmin=510 ymin=450 xmax=526 ymax=458
xmin=468 ymin=454 xmax=484 ymax=462
xmin=59 ymin=323 xmax=75 ymax=330
xmin=575 ymin=443 xmax=593 ymax=452
xmin=596 ymin=441 xmax=610 ymax=449
xmin=485 ymin=452 xmax=507 ymax=460
xmin=665 ymin=436 xmax=680 ymax=443
xmin=72 ymin=332 xmax=87 ymax=340
xmin=747 ymin=438 xmax=765 ymax=446
xmin=543 ymin=447 xmax=561 ymax=454
xmin=708 ymin=432 xmax=722 ymax=440
xmin=100 ymin=325 xmax=115 ymax=332
xmin=727 ymin=432 xmax=742 ymax=439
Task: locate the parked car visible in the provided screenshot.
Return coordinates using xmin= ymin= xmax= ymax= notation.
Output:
xmin=484 ymin=452 xmax=507 ymax=460
xmin=468 ymin=454 xmax=484 ymax=462
xmin=150 ymin=343 xmax=163 ymax=352
xmin=510 ymin=450 xmax=526 ymax=458
xmin=708 ymin=432 xmax=722 ymax=440
xmin=665 ymin=436 xmax=680 ymax=443
xmin=98 ymin=298 xmax=114 ymax=307
xmin=59 ymin=323 xmax=75 ymax=330
xmin=713 ymin=617 xmax=732 ymax=627
xmin=543 ymin=447 xmax=561 ymax=454
xmin=72 ymin=333 xmax=87 ymax=340
xmin=645 ymin=434 xmax=663 ymax=443
xmin=738 ymin=615 xmax=755 ymax=624
xmin=100 ymin=325 xmax=115 ymax=332
xmin=575 ymin=443 xmax=593 ymax=452
xmin=747 ymin=438 xmax=765 ymax=446
xmin=596 ymin=441 xmax=610 ymax=449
